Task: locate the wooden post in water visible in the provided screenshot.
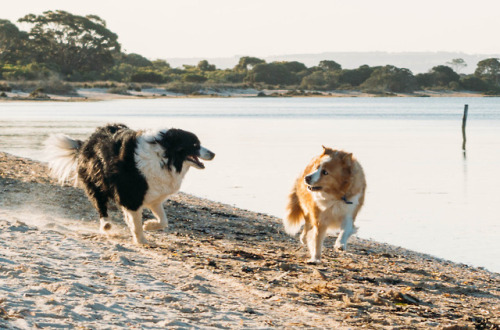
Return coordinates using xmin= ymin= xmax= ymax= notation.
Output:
xmin=462 ymin=104 xmax=468 ymax=151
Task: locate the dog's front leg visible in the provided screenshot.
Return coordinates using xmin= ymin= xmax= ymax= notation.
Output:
xmin=143 ymin=202 xmax=168 ymax=231
xmin=99 ymin=217 xmax=112 ymax=234
xmin=335 ymin=215 xmax=354 ymax=251
xmin=307 ymin=224 xmax=327 ymax=263
xmin=122 ymin=207 xmax=148 ymax=245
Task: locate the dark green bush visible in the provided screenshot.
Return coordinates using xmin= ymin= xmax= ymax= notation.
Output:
xmin=35 ymin=77 xmax=76 ymax=95
xmin=107 ymin=86 xmax=130 ymax=95
xmin=131 ymin=71 xmax=166 ymax=83
xmin=459 ymin=76 xmax=489 ymax=91
xmin=361 ymin=65 xmax=417 ymax=93
xmin=0 ymin=82 xmax=12 ymax=92
xmin=165 ymin=81 xmax=201 ymax=94
xmin=182 ymin=74 xmax=207 ymax=83
xmin=1 ymin=63 xmax=52 ymax=80
xmin=29 ymin=88 xmax=49 ymax=99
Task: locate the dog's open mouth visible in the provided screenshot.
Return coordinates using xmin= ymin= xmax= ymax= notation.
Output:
xmin=187 ymin=155 xmax=205 ymax=169
xmin=307 ymin=185 xmax=322 ymax=192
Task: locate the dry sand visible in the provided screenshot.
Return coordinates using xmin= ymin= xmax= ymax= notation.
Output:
xmin=0 ymin=152 xmax=498 ymax=329
xmin=0 ymin=87 xmax=486 ymax=102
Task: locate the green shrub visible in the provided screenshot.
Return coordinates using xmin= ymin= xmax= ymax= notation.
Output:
xmin=29 ymin=88 xmax=50 ymax=99
xmin=182 ymin=74 xmax=207 ymax=83
xmin=484 ymin=88 xmax=500 ymax=95
xmin=130 ymin=71 xmax=166 ymax=83
xmin=0 ymin=82 xmax=12 ymax=92
xmin=205 ymin=70 xmax=245 ymax=84
xmin=417 ymin=66 xmax=460 ymax=88
xmin=361 ymin=65 xmax=416 ymax=93
xmin=127 ymin=84 xmax=141 ymax=92
xmin=107 ymin=86 xmax=130 ymax=95
xmin=1 ymin=63 xmax=52 ymax=80
xmin=87 ymin=81 xmax=117 ymax=88
xmin=165 ymin=81 xmax=201 ymax=95
xmin=246 ymin=62 xmax=300 ymax=85
xmin=35 ymin=77 xmax=76 ymax=95
xmin=338 ymin=65 xmax=375 ymax=86
xmin=300 ymin=71 xmax=327 ymax=90
xmin=449 ymin=81 xmax=460 ymax=91
xmin=300 ymin=71 xmax=339 ymax=91
xmin=459 ymin=76 xmax=489 ymax=92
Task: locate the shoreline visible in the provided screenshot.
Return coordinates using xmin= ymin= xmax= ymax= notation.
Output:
xmin=0 ymin=87 xmax=488 ymax=102
xmin=0 ymin=152 xmax=499 ymax=328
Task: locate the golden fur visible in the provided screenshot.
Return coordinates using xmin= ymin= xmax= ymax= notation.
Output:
xmin=284 ymin=146 xmax=366 ymax=263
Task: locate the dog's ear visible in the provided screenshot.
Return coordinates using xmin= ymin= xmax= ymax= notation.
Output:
xmin=156 ymin=129 xmax=184 ymax=152
xmin=342 ymin=152 xmax=353 ymax=167
xmin=322 ymin=145 xmax=334 ymax=155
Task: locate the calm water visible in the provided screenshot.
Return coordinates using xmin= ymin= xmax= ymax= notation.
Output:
xmin=1 ymin=97 xmax=499 ymax=272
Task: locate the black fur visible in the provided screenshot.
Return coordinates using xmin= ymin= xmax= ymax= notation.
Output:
xmin=154 ymin=128 xmax=202 ymax=173
xmin=75 ymin=124 xmax=206 ymax=220
xmin=77 ymin=124 xmax=148 ymax=218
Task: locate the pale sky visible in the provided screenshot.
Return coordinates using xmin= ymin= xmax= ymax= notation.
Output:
xmin=3 ymin=0 xmax=500 ymax=59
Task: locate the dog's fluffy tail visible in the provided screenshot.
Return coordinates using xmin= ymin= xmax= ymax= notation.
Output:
xmin=283 ymin=186 xmax=304 ymax=235
xmin=44 ymin=134 xmax=82 ymax=186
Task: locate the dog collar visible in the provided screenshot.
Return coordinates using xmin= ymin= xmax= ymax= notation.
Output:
xmin=342 ymin=195 xmax=353 ymax=204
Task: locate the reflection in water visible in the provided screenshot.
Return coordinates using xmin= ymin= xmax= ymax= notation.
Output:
xmin=462 ymin=150 xmax=468 ymax=206
xmin=462 ymin=104 xmax=468 ymax=151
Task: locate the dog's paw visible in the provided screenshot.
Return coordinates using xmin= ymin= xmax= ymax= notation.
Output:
xmin=307 ymin=258 xmax=321 ymax=264
xmin=99 ymin=222 xmax=112 ymax=235
xmin=334 ymin=243 xmax=347 ymax=252
xmin=143 ymin=242 xmax=158 ymax=249
xmin=143 ymin=220 xmax=168 ymax=231
xmin=133 ymin=236 xmax=149 ymax=246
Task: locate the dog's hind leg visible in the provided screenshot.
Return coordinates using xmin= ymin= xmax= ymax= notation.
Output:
xmin=307 ymin=224 xmax=328 ymax=263
xmin=143 ymin=202 xmax=168 ymax=231
xmin=122 ymin=207 xmax=148 ymax=245
xmin=335 ymin=215 xmax=354 ymax=251
xmin=300 ymin=221 xmax=312 ymax=245
xmin=82 ymin=180 xmax=112 ymax=234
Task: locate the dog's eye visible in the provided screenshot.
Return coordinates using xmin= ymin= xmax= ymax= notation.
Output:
xmin=321 ymin=170 xmax=328 ymax=175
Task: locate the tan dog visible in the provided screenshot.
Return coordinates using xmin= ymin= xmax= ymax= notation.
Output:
xmin=284 ymin=146 xmax=366 ymax=263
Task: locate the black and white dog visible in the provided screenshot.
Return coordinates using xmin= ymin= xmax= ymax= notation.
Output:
xmin=44 ymin=123 xmax=215 ymax=245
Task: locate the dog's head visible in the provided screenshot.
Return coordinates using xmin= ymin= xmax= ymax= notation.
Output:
xmin=153 ymin=128 xmax=215 ymax=172
xmin=304 ymin=146 xmax=353 ymax=198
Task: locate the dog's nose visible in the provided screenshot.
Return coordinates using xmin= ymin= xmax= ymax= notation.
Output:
xmin=305 ymin=175 xmax=312 ymax=184
xmin=199 ymin=147 xmax=215 ymax=160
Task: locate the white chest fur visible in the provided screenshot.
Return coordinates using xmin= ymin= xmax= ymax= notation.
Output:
xmin=313 ymin=192 xmax=362 ymax=226
xmin=134 ymin=136 xmax=190 ymax=205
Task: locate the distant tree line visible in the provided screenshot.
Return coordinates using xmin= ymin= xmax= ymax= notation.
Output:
xmin=1 ymin=11 xmax=500 ymax=94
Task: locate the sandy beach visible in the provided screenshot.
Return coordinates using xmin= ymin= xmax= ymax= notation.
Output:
xmin=0 ymin=152 xmax=498 ymax=329
xmin=0 ymin=87 xmax=486 ymax=102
